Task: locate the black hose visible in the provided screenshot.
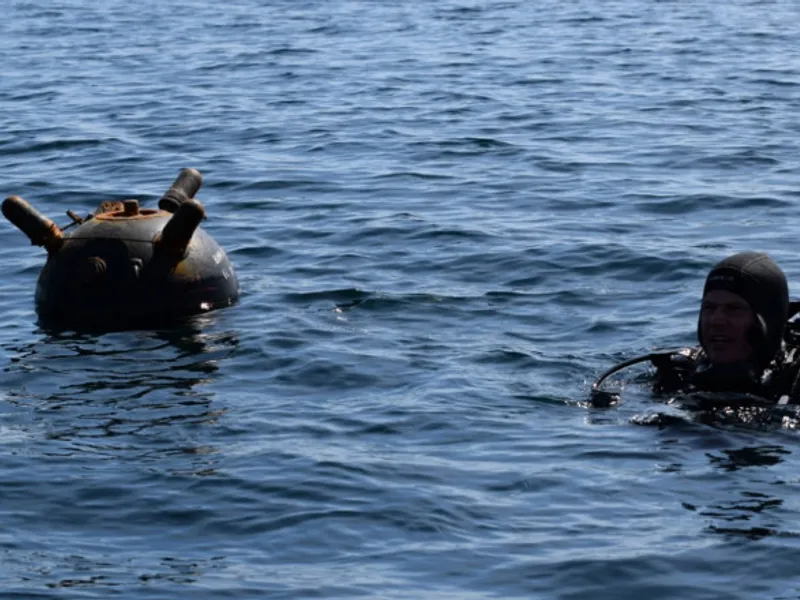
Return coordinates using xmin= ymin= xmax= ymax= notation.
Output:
xmin=591 ymin=351 xmax=680 ymax=392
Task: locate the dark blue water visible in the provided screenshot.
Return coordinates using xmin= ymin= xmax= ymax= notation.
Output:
xmin=3 ymin=1 xmax=800 ymax=598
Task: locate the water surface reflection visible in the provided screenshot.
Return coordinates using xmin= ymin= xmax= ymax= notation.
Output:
xmin=1 ymin=314 xmax=239 ymax=473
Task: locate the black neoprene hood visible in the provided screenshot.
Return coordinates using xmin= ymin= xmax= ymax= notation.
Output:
xmin=698 ymin=251 xmax=789 ymax=367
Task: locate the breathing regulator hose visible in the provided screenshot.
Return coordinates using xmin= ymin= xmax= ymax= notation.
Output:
xmin=589 ymin=349 xmax=692 ymax=406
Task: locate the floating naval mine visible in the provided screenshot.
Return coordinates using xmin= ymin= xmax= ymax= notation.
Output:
xmin=2 ymin=168 xmax=240 ymax=330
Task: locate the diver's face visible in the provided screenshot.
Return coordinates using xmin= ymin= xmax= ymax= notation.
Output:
xmin=700 ymin=290 xmax=756 ymax=364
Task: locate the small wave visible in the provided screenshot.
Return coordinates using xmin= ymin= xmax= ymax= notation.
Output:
xmin=283 ymin=287 xmax=370 ymax=306
xmin=633 ymin=193 xmax=789 ymax=214
xmin=0 ymin=138 xmax=106 ymax=157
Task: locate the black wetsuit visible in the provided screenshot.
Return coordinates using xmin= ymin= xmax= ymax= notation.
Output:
xmin=651 ymin=345 xmax=800 ymax=404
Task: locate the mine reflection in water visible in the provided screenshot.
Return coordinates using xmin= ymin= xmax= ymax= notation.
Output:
xmin=3 ymin=314 xmax=238 ymax=472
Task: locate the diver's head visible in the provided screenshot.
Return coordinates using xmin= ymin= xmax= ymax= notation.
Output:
xmin=698 ymin=251 xmax=788 ymax=369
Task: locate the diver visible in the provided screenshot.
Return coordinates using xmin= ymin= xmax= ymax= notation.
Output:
xmin=591 ymin=251 xmax=800 ymax=406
